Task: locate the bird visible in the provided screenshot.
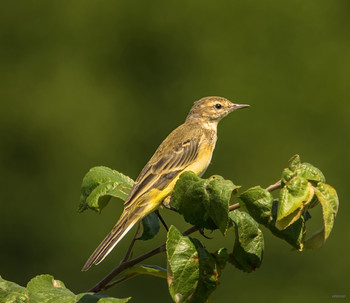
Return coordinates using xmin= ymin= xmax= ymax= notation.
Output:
xmin=82 ymin=96 xmax=250 ymax=271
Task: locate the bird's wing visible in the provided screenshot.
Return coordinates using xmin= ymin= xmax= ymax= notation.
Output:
xmin=124 ymin=137 xmax=200 ymax=206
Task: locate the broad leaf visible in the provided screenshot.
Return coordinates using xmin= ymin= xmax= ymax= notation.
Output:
xmin=276 ymin=176 xmax=314 ymax=230
xmin=166 ymin=226 xmax=226 ymax=303
xmin=1 ymin=275 xmax=131 ymax=303
xmin=137 ymin=212 xmax=160 ymax=241
xmin=0 ymin=276 xmax=28 ymax=303
xmin=171 ymin=171 xmax=239 ymax=234
xmin=79 ymin=166 xmax=134 ymax=212
xmin=167 ymin=225 xmax=200 ymax=303
xmin=239 ymin=186 xmax=274 ymax=226
xmin=304 ymin=183 xmax=339 ymax=249
xmin=281 ymin=155 xmax=325 ymax=185
xmin=268 ymin=201 xmax=305 ymax=250
xmin=295 ymin=163 xmax=325 ymax=184
xmin=229 ymin=211 xmax=264 ymax=272
xmin=27 ymin=275 xmax=75 ymax=303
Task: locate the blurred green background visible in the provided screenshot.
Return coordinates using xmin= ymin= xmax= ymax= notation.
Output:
xmin=1 ymin=1 xmax=349 ymax=302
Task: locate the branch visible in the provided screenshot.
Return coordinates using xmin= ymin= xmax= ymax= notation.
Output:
xmin=266 ymin=180 xmax=282 ymax=192
xmin=87 ymin=202 xmax=241 ymax=293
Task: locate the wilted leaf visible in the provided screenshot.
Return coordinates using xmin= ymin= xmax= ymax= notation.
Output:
xmin=229 ymin=211 xmax=264 ymax=272
xmin=239 ymin=186 xmax=274 ymax=226
xmin=166 ymin=226 xmax=226 ymax=303
xmin=79 ymin=166 xmax=134 ymax=212
xmin=171 ymin=171 xmax=239 ymax=234
xmin=304 ymin=183 xmax=339 ymax=249
xmin=0 ymin=276 xmax=29 ymax=303
xmin=137 ymin=212 xmax=160 ymax=241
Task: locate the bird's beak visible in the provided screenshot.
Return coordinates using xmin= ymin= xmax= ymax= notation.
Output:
xmin=231 ymin=103 xmax=250 ymax=111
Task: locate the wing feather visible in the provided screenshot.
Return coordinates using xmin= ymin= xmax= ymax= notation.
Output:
xmin=124 ymin=138 xmax=200 ymax=206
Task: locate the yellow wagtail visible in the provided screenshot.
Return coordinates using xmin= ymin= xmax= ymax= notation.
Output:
xmin=82 ymin=96 xmax=249 ymax=271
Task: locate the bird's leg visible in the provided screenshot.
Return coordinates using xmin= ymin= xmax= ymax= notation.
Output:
xmin=155 ymin=210 xmax=169 ymax=232
xmin=162 ymin=196 xmax=178 ymax=213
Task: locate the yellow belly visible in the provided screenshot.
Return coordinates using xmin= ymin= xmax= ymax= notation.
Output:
xmin=145 ymin=140 xmax=215 ymax=210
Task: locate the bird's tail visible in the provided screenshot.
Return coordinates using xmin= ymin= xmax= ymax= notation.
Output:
xmin=82 ymin=207 xmax=141 ymax=271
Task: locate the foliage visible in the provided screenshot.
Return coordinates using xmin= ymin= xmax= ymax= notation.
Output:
xmin=1 ymin=155 xmax=339 ymax=302
xmin=171 ymin=173 xmax=240 ymax=234
xmin=0 ymin=275 xmax=130 ymax=303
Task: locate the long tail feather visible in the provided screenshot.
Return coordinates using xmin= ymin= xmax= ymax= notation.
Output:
xmin=82 ymin=210 xmax=140 ymax=271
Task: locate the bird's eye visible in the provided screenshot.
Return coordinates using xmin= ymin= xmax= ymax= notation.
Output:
xmin=215 ymin=103 xmax=222 ymax=109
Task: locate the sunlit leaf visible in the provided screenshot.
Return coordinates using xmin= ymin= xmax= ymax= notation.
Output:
xmin=276 ymin=176 xmax=314 ymax=230
xmin=303 ymin=183 xmax=339 ymax=249
xmin=26 ymin=275 xmax=75 ymax=303
xmin=268 ymin=201 xmax=305 ymax=250
xmin=295 ymin=163 xmax=325 ymax=184
xmin=79 ymin=166 xmax=134 ymax=212
xmin=24 ymin=274 xmax=131 ymax=303
xmin=0 ymin=276 xmax=28 ymax=303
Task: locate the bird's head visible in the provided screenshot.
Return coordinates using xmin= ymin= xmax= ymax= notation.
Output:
xmin=186 ymin=96 xmax=250 ymax=122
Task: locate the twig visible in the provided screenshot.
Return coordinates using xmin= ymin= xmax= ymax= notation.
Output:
xmin=87 ymin=202 xmax=241 ymax=293
xmin=155 ymin=210 xmax=169 ymax=231
xmin=120 ymin=223 xmax=140 ymax=263
xmin=87 ymin=242 xmax=166 ymax=293
xmin=266 ymin=180 xmax=282 ymax=192
xmin=103 ymin=273 xmax=137 ymax=290
xmin=229 ymin=202 xmax=240 ymax=211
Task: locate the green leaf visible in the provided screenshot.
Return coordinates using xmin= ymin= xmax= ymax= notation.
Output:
xmin=96 ymin=298 xmax=131 ymax=303
xmin=268 ymin=201 xmax=305 ymax=250
xmin=239 ymin=186 xmax=274 ymax=226
xmin=288 ymin=154 xmax=301 ymax=171
xmin=0 ymin=276 xmax=29 ymax=303
xmin=171 ymin=171 xmax=239 ymax=234
xmin=27 ymin=274 xmax=75 ymax=303
xmin=137 ymin=212 xmax=160 ymax=241
xmin=304 ymin=183 xmax=339 ymax=250
xmin=166 ymin=226 xmax=226 ymax=303
xmin=27 ymin=274 xmax=131 ymax=303
xmin=281 ymin=155 xmax=325 ymax=185
xmin=228 ymin=211 xmax=264 ymax=272
xmin=276 ymin=176 xmax=314 ymax=230
xmin=1 ymin=275 xmax=130 ymax=303
xmin=122 ymin=264 xmax=167 ymax=280
xmin=166 ymin=225 xmax=200 ymax=303
xmin=79 ymin=166 xmax=134 ymax=213
xmin=76 ymin=293 xmax=131 ymax=303
xmin=295 ymin=163 xmax=325 ymax=184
